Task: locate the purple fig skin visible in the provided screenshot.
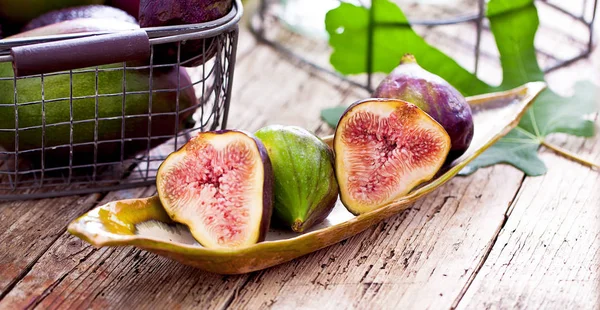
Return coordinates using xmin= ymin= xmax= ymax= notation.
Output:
xmin=138 ymin=0 xmax=233 ymax=67
xmin=108 ymin=0 xmax=140 ymax=20
xmin=373 ymin=54 xmax=474 ymax=160
xmin=22 ymin=5 xmax=137 ymax=32
xmin=8 ymin=18 xmax=139 ymax=39
xmin=251 ymin=131 xmax=274 ymax=243
xmin=139 ymin=0 xmax=231 ymax=26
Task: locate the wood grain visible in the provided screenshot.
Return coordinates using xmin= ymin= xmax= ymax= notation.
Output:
xmin=0 ymin=187 xmax=250 ymax=309
xmin=0 ymin=41 xmax=364 ymax=309
xmin=0 ymin=193 xmax=100 ymax=297
xmin=456 ymin=127 xmax=600 ymax=309
xmin=225 ymin=164 xmax=524 ymax=310
xmin=227 ymin=44 xmax=365 ymax=132
xmin=0 ymin=2 xmax=597 ymax=307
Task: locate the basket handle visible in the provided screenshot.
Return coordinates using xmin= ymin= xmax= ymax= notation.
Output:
xmin=10 ymin=29 xmax=150 ymax=77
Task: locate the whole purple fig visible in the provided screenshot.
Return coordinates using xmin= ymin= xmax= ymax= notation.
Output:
xmin=373 ymin=54 xmax=474 ymax=160
xmin=139 ymin=0 xmax=233 ymax=67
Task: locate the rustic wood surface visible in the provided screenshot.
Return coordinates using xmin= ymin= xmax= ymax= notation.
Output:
xmin=0 ymin=2 xmax=599 ymax=309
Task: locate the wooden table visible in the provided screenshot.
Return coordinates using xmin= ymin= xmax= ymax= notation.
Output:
xmin=1 ymin=10 xmax=599 ymax=309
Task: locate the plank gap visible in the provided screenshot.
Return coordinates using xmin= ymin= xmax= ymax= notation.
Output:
xmin=450 ymin=172 xmax=527 ymax=309
xmin=219 ymin=273 xmax=255 ymax=310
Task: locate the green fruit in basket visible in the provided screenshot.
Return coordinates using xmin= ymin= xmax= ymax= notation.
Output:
xmin=255 ymin=125 xmax=339 ymax=233
xmin=138 ymin=0 xmax=233 ymax=67
xmin=0 ymin=0 xmax=104 ymax=25
xmin=0 ymin=24 xmax=200 ymax=167
xmin=0 ymin=63 xmax=199 ymax=166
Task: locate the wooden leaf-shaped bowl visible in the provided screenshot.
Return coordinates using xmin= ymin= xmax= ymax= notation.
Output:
xmin=68 ymin=82 xmax=546 ymax=274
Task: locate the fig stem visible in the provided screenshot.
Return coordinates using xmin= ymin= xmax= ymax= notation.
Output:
xmin=400 ymin=53 xmax=417 ymax=65
xmin=292 ymin=219 xmax=305 ymax=233
xmin=541 ymin=139 xmax=599 ymax=170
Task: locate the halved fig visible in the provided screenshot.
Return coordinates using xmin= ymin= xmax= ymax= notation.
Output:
xmin=156 ymin=130 xmax=273 ymax=249
xmin=334 ymin=99 xmax=451 ymax=215
xmin=373 ymin=54 xmax=474 ymax=160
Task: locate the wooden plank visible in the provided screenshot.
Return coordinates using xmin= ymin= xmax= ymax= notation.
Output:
xmin=0 ymin=193 xmax=101 ymax=298
xmin=226 ymin=164 xmax=524 ymax=309
xmin=227 ymin=44 xmax=365 ymax=131
xmin=0 ymin=43 xmax=362 ymax=308
xmin=0 ymin=187 xmax=251 ymax=309
xmin=235 ymin=20 xmax=258 ymax=61
xmin=0 ymin=19 xmax=260 ymax=302
xmin=456 ymin=126 xmax=600 ymax=309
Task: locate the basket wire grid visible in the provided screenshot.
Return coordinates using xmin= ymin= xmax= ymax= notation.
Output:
xmin=251 ymin=0 xmax=597 ymax=92
xmin=0 ymin=0 xmax=242 ymax=200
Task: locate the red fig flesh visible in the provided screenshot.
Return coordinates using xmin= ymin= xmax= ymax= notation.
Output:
xmin=334 ymin=99 xmax=451 ymax=215
xmin=373 ymin=54 xmax=474 ymax=160
xmin=157 ymin=130 xmax=273 ymax=249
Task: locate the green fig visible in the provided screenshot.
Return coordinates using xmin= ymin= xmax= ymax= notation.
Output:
xmin=255 ymin=125 xmax=339 ymax=232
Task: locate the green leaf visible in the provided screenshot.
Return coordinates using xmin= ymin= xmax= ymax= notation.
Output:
xmin=325 ymin=0 xmax=491 ymax=96
xmin=488 ymin=3 xmax=545 ymax=89
xmin=461 ymin=81 xmax=598 ymax=175
xmin=519 ymin=82 xmax=597 ymax=138
xmin=321 ymin=106 xmax=346 ymax=128
xmin=487 ymin=0 xmax=534 ymax=16
xmin=463 ymin=2 xmax=598 ymax=175
xmin=324 ymin=0 xmax=598 ymax=175
xmin=459 ymin=130 xmax=547 ymax=176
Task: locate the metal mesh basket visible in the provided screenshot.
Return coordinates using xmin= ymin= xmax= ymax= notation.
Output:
xmin=251 ymin=0 xmax=596 ymax=92
xmin=0 ymin=0 xmax=243 ymax=200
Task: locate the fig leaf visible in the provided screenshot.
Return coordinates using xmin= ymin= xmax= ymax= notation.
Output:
xmin=324 ymin=0 xmax=491 ymax=96
xmin=463 ymin=82 xmax=598 ymax=176
xmin=322 ymin=0 xmax=598 ymax=176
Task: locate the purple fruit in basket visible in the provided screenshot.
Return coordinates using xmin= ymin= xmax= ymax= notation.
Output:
xmin=108 ymin=0 xmax=140 ymax=19
xmin=138 ymin=0 xmax=233 ymax=67
xmin=0 ymin=25 xmax=200 ymax=167
xmin=0 ymin=0 xmax=104 ymax=25
xmin=156 ymin=130 xmax=273 ymax=249
xmin=8 ymin=18 xmax=139 ymax=39
xmin=21 ymin=5 xmax=137 ymax=32
xmin=373 ymin=54 xmax=474 ymax=160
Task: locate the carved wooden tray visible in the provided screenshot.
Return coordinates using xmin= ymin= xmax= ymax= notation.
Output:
xmin=69 ymin=82 xmax=546 ymax=274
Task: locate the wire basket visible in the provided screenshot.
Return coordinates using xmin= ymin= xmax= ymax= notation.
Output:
xmin=251 ymin=0 xmax=597 ymax=92
xmin=0 ymin=0 xmax=243 ymax=200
